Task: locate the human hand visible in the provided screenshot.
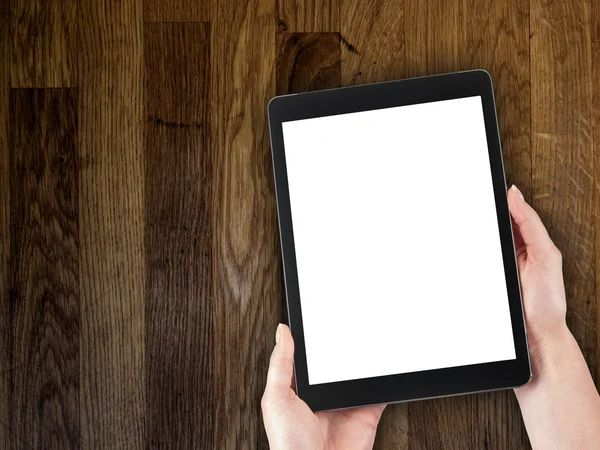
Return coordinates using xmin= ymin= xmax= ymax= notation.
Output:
xmin=506 ymin=185 xmax=567 ymax=362
xmin=509 ymin=185 xmax=600 ymax=448
xmin=261 ymin=324 xmax=386 ymax=450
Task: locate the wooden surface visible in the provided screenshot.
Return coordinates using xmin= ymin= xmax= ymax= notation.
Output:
xmin=2 ymin=0 xmax=599 ymax=448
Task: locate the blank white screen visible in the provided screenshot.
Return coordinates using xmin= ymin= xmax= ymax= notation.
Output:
xmin=281 ymin=96 xmax=516 ymax=386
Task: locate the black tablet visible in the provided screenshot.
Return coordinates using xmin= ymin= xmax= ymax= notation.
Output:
xmin=268 ymin=70 xmax=531 ymax=412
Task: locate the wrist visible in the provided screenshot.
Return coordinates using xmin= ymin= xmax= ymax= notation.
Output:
xmin=516 ymin=323 xmax=574 ymax=395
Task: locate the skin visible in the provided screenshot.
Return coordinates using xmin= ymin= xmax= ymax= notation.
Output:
xmin=261 ymin=185 xmax=600 ymax=449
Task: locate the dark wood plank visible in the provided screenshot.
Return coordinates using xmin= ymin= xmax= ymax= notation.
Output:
xmin=144 ymin=0 xmax=208 ymax=23
xmin=594 ymin=43 xmax=600 ymax=385
xmin=0 ymin=0 xmax=10 ymax=445
xmin=78 ymin=0 xmax=146 ymax=447
xmin=144 ymin=22 xmax=212 ymax=450
xmin=210 ymin=0 xmax=279 ymax=447
xmin=531 ymin=0 xmax=596 ymax=383
xmin=276 ymin=33 xmax=341 ymax=94
xmin=10 ymin=0 xmax=77 ymax=87
xmin=404 ymin=0 xmax=532 ymax=448
xmin=9 ymin=88 xmax=79 ymax=450
xmin=277 ymin=0 xmax=339 ymax=32
xmin=340 ymin=0 xmax=404 ymax=86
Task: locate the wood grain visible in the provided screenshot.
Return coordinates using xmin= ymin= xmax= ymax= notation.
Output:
xmin=78 ymin=0 xmax=146 ymax=448
xmin=340 ymin=0 xmax=404 ymax=86
xmin=10 ymin=0 xmax=77 ymax=87
xmin=276 ymin=33 xmax=341 ymax=94
xmin=144 ymin=0 xmax=209 ymax=23
xmin=277 ymin=0 xmax=339 ymax=32
xmin=459 ymin=0 xmax=531 ymax=194
xmin=593 ymin=0 xmax=600 ymax=43
xmin=144 ymin=22 xmax=213 ymax=450
xmin=9 ymin=88 xmax=79 ymax=450
xmin=530 ymin=0 xmax=596 ymax=380
xmin=0 ymin=0 xmax=10 ymax=445
xmin=594 ymin=43 xmax=600 ymax=385
xmin=404 ymin=0 xmax=461 ymax=78
xmin=211 ymin=0 xmax=279 ymax=447
xmin=2 ymin=0 xmax=599 ymax=447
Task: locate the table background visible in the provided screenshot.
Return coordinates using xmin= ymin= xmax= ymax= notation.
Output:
xmin=1 ymin=0 xmax=599 ymax=448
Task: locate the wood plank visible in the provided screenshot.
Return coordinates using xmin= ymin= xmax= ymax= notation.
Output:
xmin=404 ymin=0 xmax=461 ymax=78
xmin=210 ymin=0 xmax=279 ymax=447
xmin=531 ymin=0 xmax=596 ymax=382
xmin=340 ymin=0 xmax=404 ymax=86
xmin=276 ymin=33 xmax=341 ymax=94
xmin=404 ymin=0 xmax=532 ymax=447
xmin=460 ymin=0 xmax=531 ymax=194
xmin=144 ymin=22 xmax=212 ymax=450
xmin=592 ymin=43 xmax=600 ymax=385
xmin=0 ymin=0 xmax=10 ymax=445
xmin=9 ymin=88 xmax=79 ymax=450
xmin=78 ymin=0 xmax=146 ymax=448
xmin=144 ymin=0 xmax=208 ymax=23
xmin=593 ymin=0 xmax=599 ymax=43
xmin=277 ymin=0 xmax=339 ymax=32
xmin=10 ymin=0 xmax=77 ymax=87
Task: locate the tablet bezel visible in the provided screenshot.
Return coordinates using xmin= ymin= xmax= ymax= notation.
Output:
xmin=268 ymin=70 xmax=531 ymax=412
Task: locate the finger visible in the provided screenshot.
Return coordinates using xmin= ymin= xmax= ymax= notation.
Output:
xmin=507 ymin=185 xmax=560 ymax=263
xmin=264 ymin=324 xmax=295 ymax=397
xmin=510 ymin=218 xmax=526 ymax=259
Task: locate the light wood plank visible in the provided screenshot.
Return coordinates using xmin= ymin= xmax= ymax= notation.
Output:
xmin=10 ymin=0 xmax=77 ymax=87
xmin=78 ymin=0 xmax=146 ymax=447
xmin=340 ymin=0 xmax=404 ymax=86
xmin=9 ymin=88 xmax=79 ymax=450
xmin=592 ymin=42 xmax=600 ymax=385
xmin=144 ymin=0 xmax=209 ymax=22
xmin=592 ymin=0 xmax=599 ymax=43
xmin=144 ymin=22 xmax=213 ymax=450
xmin=404 ymin=0 xmax=461 ymax=78
xmin=531 ymin=0 xmax=596 ymax=382
xmin=210 ymin=0 xmax=279 ymax=447
xmin=277 ymin=0 xmax=339 ymax=32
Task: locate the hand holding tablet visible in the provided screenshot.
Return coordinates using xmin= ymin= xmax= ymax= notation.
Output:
xmin=268 ymin=70 xmax=530 ymax=411
xmin=263 ymin=70 xmax=600 ymax=450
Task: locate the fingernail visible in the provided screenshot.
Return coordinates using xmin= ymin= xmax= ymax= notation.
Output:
xmin=275 ymin=324 xmax=282 ymax=344
xmin=511 ymin=185 xmax=525 ymax=202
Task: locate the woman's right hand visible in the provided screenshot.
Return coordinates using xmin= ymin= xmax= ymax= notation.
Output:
xmin=508 ymin=184 xmax=600 ymax=449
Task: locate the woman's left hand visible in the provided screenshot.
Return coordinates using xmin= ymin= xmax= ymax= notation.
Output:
xmin=261 ymin=324 xmax=386 ymax=450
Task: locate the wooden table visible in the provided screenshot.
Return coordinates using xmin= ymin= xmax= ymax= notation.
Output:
xmin=2 ymin=0 xmax=599 ymax=448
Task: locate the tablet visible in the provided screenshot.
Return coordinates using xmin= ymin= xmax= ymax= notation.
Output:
xmin=268 ymin=70 xmax=531 ymax=412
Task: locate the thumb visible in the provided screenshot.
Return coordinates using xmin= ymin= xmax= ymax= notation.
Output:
xmin=507 ymin=185 xmax=561 ymax=264
xmin=264 ymin=324 xmax=295 ymax=400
